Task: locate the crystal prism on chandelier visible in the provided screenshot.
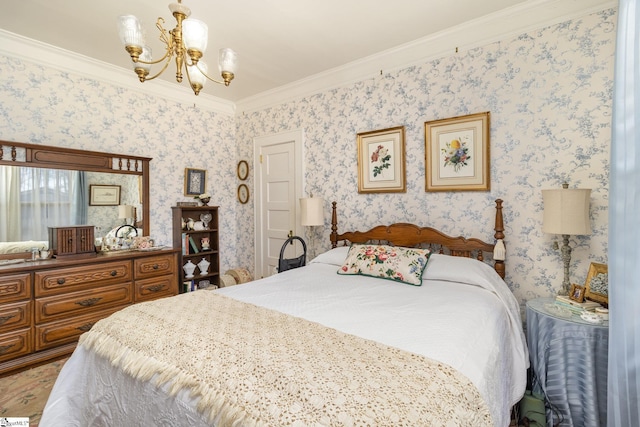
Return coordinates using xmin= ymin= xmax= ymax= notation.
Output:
xmin=117 ymin=0 xmax=238 ymax=95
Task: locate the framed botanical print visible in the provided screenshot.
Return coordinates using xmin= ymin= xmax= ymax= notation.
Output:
xmin=356 ymin=126 xmax=406 ymax=193
xmin=424 ymin=112 xmax=490 ymax=191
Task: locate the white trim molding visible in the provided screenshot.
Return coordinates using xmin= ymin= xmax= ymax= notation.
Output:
xmin=0 ymin=29 xmax=235 ymax=116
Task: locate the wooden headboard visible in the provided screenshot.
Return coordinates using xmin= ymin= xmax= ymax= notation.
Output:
xmin=330 ymin=199 xmax=506 ymax=278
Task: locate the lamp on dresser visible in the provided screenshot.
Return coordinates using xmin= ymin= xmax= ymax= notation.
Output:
xmin=542 ymin=183 xmax=591 ymax=295
xmin=118 ymin=205 xmax=135 ymax=225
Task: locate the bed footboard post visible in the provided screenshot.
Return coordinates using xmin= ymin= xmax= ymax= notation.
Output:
xmin=330 ymin=201 xmax=338 ymax=248
xmin=494 ymin=199 xmax=505 ymax=279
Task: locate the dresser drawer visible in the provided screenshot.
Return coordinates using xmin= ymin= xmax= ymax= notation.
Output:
xmin=0 ymin=328 xmax=33 ymax=362
xmin=35 ymin=283 xmax=133 ymax=323
xmin=0 ymin=300 xmax=32 ymax=333
xmin=35 ymin=307 xmax=122 ymax=351
xmin=135 ymin=274 xmax=178 ymax=302
xmin=35 ymin=260 xmax=132 ymax=297
xmin=0 ymin=273 xmax=31 ymax=303
xmin=134 ymin=253 xmax=177 ymax=279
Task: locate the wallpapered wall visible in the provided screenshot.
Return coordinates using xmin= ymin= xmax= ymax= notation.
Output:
xmin=235 ymin=8 xmax=615 ymax=307
xmin=0 ymin=8 xmax=614 ymax=308
xmin=0 ymin=56 xmax=239 ymax=270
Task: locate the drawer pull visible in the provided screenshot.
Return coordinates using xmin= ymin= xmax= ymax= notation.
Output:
xmin=148 ymin=284 xmax=165 ymax=292
xmin=77 ymin=322 xmax=96 ymax=332
xmin=153 ymin=264 xmax=159 ymax=270
xmin=75 ymin=297 xmax=103 ymax=307
xmin=0 ymin=344 xmax=15 ymax=355
xmin=110 ymin=270 xmax=118 ymax=277
xmin=0 ymin=314 xmax=16 ymax=326
xmin=57 ymin=278 xmax=66 ymax=285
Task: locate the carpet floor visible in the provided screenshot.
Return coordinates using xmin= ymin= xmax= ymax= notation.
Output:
xmin=0 ymin=358 xmax=67 ymax=427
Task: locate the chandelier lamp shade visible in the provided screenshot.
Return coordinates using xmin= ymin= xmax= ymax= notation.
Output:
xmin=117 ymin=0 xmax=238 ymax=95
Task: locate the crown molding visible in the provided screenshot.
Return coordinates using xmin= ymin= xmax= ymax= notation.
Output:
xmin=236 ymin=0 xmax=616 ymax=114
xmin=0 ymin=29 xmax=235 ymax=116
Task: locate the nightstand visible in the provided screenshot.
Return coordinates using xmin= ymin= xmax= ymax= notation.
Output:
xmin=525 ymin=297 xmax=608 ymax=426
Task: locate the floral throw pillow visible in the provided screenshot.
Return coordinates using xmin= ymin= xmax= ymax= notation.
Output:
xmin=337 ymin=244 xmax=431 ymax=286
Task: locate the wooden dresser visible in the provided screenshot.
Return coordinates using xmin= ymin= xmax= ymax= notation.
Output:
xmin=0 ymin=249 xmax=179 ymax=376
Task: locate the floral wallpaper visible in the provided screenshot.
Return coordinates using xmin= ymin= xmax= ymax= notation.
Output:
xmin=0 ymin=7 xmax=615 ymax=311
xmin=0 ymin=55 xmax=239 ymax=272
xmin=235 ymin=8 xmax=616 ymax=310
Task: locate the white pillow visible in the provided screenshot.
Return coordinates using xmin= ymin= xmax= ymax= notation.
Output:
xmin=309 ymin=246 xmax=350 ymax=266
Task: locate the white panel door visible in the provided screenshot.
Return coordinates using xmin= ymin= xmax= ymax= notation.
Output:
xmin=254 ymin=130 xmax=303 ymax=279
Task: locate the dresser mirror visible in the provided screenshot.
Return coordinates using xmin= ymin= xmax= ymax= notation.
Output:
xmin=0 ymin=140 xmax=150 ymax=259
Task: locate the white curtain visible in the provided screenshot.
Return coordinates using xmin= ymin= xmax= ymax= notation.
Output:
xmin=0 ymin=166 xmax=87 ymax=242
xmin=608 ymin=0 xmax=640 ymax=424
xmin=0 ymin=166 xmax=21 ymax=241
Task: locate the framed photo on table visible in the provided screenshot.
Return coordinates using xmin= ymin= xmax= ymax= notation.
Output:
xmin=184 ymin=168 xmax=207 ymax=196
xmin=569 ymin=284 xmax=586 ymax=303
xmin=424 ymin=112 xmax=490 ymax=192
xmin=584 ymin=262 xmax=608 ymax=306
xmin=89 ymin=185 xmax=121 ymax=206
xmin=356 ymin=126 xmax=406 ymax=193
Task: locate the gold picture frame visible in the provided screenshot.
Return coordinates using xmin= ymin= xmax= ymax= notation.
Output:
xmin=569 ymin=283 xmax=586 ymax=303
xmin=237 ymin=160 xmax=249 ymax=181
xmin=356 ymin=126 xmax=406 ymax=193
xmin=184 ymin=168 xmax=207 ymax=196
xmin=584 ymin=262 xmax=608 ymax=306
xmin=237 ymin=184 xmax=249 ymax=204
xmin=424 ymin=112 xmax=490 ymax=191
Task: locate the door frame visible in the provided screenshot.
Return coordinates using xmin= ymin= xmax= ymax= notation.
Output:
xmin=253 ymin=129 xmax=304 ymax=279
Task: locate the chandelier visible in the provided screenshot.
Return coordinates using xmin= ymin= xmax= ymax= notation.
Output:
xmin=117 ymin=0 xmax=238 ymax=95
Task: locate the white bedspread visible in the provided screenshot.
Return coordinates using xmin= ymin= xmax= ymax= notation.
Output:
xmin=41 ymin=251 xmax=528 ymax=427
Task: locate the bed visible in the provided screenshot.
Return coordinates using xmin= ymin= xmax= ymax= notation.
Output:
xmin=41 ymin=199 xmax=528 ymax=427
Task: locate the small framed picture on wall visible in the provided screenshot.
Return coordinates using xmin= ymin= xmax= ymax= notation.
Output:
xmin=184 ymin=168 xmax=207 ymax=196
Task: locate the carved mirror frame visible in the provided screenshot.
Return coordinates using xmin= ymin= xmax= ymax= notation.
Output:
xmin=0 ymin=140 xmax=151 ymax=237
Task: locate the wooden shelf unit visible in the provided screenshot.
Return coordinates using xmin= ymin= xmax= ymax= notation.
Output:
xmin=172 ymin=206 xmax=220 ymax=291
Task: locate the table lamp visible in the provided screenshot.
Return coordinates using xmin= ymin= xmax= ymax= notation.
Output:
xmin=300 ymin=197 xmax=324 ymax=259
xmin=542 ymin=183 xmax=591 ymax=295
xmin=118 ymin=205 xmax=135 ymax=226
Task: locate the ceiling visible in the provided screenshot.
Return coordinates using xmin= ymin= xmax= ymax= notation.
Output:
xmin=0 ymin=0 xmax=613 ymax=105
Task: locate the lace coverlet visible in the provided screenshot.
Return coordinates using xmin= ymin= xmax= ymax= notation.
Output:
xmin=79 ymin=291 xmax=492 ymax=426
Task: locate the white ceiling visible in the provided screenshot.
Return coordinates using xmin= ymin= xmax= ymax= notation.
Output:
xmin=0 ymin=0 xmax=614 ymax=106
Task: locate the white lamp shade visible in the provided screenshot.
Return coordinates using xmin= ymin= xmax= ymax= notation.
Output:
xmin=188 ymin=60 xmax=208 ymax=87
xmin=542 ymin=188 xmax=591 ymax=235
xmin=182 ymin=19 xmax=208 ymax=53
xmin=135 ymin=46 xmax=153 ymax=72
xmin=118 ymin=205 xmax=135 ymax=219
xmin=300 ymin=198 xmax=324 ymax=226
xmin=218 ymin=48 xmax=238 ymax=74
xmin=117 ymin=15 xmax=145 ymax=47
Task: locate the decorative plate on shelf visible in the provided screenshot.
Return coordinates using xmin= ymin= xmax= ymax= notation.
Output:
xmin=544 ymin=303 xmax=573 ymax=318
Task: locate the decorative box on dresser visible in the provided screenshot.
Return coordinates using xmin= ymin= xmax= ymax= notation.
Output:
xmin=172 ymin=206 xmax=220 ymax=291
xmin=0 ymin=249 xmax=179 ymax=377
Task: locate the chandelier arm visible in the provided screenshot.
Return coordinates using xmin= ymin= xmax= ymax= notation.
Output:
xmin=134 ymin=49 xmax=172 ymax=66
xmin=193 ymin=61 xmax=226 ymax=85
xmin=138 ymin=56 xmax=174 ymax=81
